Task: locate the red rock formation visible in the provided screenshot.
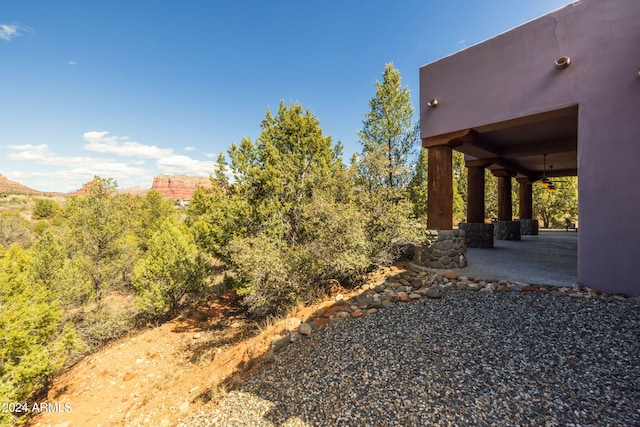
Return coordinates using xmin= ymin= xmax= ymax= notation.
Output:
xmin=0 ymin=173 xmax=44 ymax=194
xmin=151 ymin=175 xmax=212 ymax=200
xmin=119 ymin=187 xmax=149 ymax=197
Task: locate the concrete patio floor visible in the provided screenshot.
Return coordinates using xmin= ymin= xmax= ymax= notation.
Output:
xmin=433 ymin=229 xmax=578 ymax=287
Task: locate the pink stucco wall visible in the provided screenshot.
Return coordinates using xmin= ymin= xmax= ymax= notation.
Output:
xmin=420 ymin=0 xmax=640 ymax=295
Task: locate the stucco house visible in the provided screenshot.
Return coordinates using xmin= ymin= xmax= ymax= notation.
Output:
xmin=419 ymin=0 xmax=640 ymax=296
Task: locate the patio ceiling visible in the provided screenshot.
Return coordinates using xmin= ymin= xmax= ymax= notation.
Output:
xmin=457 ymin=105 xmax=578 ymax=180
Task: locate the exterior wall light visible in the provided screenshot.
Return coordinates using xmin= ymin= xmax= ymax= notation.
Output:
xmin=555 ymin=56 xmax=571 ymax=69
xmin=427 ymin=98 xmax=439 ymax=108
xmin=637 ymin=68 xmax=640 ymax=79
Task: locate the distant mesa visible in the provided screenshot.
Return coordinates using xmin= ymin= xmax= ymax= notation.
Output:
xmin=119 ymin=186 xmax=148 ymax=197
xmin=1 ymin=173 xmax=212 ymax=200
xmin=0 ymin=173 xmax=46 ymax=195
xmin=150 ymin=174 xmax=213 ymax=200
xmin=69 ymin=174 xmax=213 ymax=200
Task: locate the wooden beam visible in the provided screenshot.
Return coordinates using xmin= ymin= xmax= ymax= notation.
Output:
xmin=427 ymin=145 xmax=453 ymax=230
xmin=499 ymin=138 xmax=577 ymax=157
xmin=517 ymin=178 xmax=533 ymax=219
xmin=530 ymin=168 xmax=578 ymax=181
xmin=471 ymin=105 xmax=578 ymax=134
xmin=467 ymin=165 xmax=485 ymax=223
xmin=497 ymin=174 xmax=514 ymax=221
xmin=490 ymin=159 xmax=534 ymax=178
xmin=422 ymin=129 xmax=473 ymax=149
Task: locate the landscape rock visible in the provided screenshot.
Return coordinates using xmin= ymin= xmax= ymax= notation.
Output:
xmin=298 ymin=323 xmax=312 ymax=335
xmin=272 ymin=335 xmax=289 ymax=351
xmin=289 ymin=331 xmax=301 ymax=342
xmin=426 ymin=288 xmax=443 ymax=299
xmin=284 ymin=318 xmax=301 ymax=331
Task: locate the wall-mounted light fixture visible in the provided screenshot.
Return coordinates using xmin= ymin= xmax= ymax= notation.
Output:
xmin=636 ymin=68 xmax=640 ymax=79
xmin=555 ymin=56 xmax=571 ymax=69
xmin=427 ymin=98 xmax=439 ymax=108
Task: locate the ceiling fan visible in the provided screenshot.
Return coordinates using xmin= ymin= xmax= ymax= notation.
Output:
xmin=539 ymin=154 xmax=567 ymax=192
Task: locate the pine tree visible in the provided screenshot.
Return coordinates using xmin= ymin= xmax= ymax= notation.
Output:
xmin=409 ymin=148 xmax=429 ymax=218
xmin=358 ymin=63 xmax=419 ymax=191
xmin=63 ymin=176 xmax=137 ymax=305
xmin=228 ymin=100 xmax=344 ymax=245
xmin=133 ymin=219 xmax=208 ymax=314
xmin=1 ymin=245 xmax=79 ymax=421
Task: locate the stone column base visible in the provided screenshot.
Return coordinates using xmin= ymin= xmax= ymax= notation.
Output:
xmin=494 ymin=220 xmax=521 ymax=240
xmin=519 ymin=218 xmax=539 ymax=235
xmin=414 ymin=229 xmax=467 ymax=269
xmin=459 ymin=223 xmax=494 ymax=248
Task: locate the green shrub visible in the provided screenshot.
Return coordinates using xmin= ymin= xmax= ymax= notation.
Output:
xmin=297 ymin=190 xmax=373 ymax=285
xmin=0 ymin=245 xmax=80 ymax=424
xmin=133 ymin=219 xmax=209 ymax=315
xmin=0 ymin=211 xmax=33 ymax=248
xmin=225 ymin=192 xmax=377 ymax=318
xmin=32 ymin=198 xmax=59 ymax=219
xmin=226 ymin=234 xmax=299 ymax=318
xmin=76 ymin=308 xmax=135 ymax=350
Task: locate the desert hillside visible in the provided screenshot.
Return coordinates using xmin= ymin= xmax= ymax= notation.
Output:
xmin=0 ymin=173 xmax=45 ymax=195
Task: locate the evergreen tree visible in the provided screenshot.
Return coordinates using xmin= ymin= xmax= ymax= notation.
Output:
xmin=485 ymin=170 xmax=498 ymax=220
xmin=452 ymin=151 xmax=468 ymax=222
xmin=0 ymin=245 xmax=79 ymax=424
xmin=28 ymin=228 xmax=65 ymax=292
xmin=358 ymin=63 xmax=419 ymax=192
xmin=63 ymin=176 xmax=137 ymax=305
xmin=0 ymin=211 xmax=33 ymax=248
xmin=135 ymin=189 xmax=175 ymax=252
xmin=32 ymin=198 xmax=60 ymax=220
xmin=409 ymin=148 xmax=428 ymax=218
xmin=534 ymin=176 xmax=578 ymax=228
xmin=228 ymin=100 xmax=344 ymax=245
xmin=133 ymin=219 xmax=209 ymax=314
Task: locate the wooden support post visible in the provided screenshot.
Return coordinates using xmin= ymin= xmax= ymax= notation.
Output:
xmin=492 ymin=169 xmax=515 ymax=221
xmin=467 ymin=165 xmax=485 ymax=223
xmin=517 ymin=178 xmax=533 ymax=220
xmin=427 ymin=145 xmax=453 ymax=230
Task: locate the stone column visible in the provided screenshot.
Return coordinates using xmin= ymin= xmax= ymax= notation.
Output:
xmin=492 ymin=169 xmax=520 ymax=240
xmin=421 ymin=130 xmax=472 ymax=265
xmin=459 ymin=163 xmax=494 ymax=248
xmin=413 ymin=229 xmax=467 ymax=269
xmin=517 ymin=177 xmax=538 ymax=235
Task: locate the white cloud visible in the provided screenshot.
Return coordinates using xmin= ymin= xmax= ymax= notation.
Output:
xmin=0 ymin=23 xmax=30 ymax=41
xmin=82 ymin=131 xmax=110 ymax=143
xmin=184 ymin=146 xmax=196 ymax=151
xmin=83 ymin=131 xmax=215 ymax=176
xmin=6 ymin=142 xmax=151 ymax=191
xmin=157 ymin=155 xmax=215 ymax=176
xmin=82 ymin=131 xmax=174 ymax=159
xmin=6 ymin=132 xmax=216 ymax=192
xmin=68 ymin=60 xmax=78 ymax=65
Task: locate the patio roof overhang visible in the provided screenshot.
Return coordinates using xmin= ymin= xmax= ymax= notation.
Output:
xmin=422 ymin=105 xmax=578 ymax=180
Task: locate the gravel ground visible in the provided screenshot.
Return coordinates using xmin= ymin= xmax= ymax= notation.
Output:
xmin=179 ymin=291 xmax=640 ymax=426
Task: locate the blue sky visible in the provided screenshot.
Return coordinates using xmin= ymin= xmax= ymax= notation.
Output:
xmin=1 ymin=0 xmax=571 ymax=192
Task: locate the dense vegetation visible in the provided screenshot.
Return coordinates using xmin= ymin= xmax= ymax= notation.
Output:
xmin=0 ymin=63 xmax=577 ymax=426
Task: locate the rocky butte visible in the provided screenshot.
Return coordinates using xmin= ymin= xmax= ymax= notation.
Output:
xmin=0 ymin=173 xmax=45 ymax=195
xmin=150 ymin=175 xmax=213 ymax=200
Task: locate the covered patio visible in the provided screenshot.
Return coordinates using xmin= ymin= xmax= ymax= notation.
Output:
xmin=438 ymin=230 xmax=577 ymax=287
xmin=417 ymin=0 xmax=640 ymax=295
